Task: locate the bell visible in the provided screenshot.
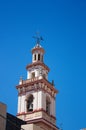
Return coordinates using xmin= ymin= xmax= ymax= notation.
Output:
xmin=29 ymin=103 xmax=33 ymax=110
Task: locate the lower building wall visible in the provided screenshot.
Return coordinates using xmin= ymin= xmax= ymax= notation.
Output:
xmin=35 ymin=121 xmax=58 ymax=130
xmin=21 ymin=122 xmax=58 ymax=130
xmin=21 ymin=123 xmax=43 ymax=130
xmin=0 ymin=102 xmax=6 ymax=130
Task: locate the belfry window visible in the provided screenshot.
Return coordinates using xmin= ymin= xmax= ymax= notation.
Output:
xmin=38 ymin=54 xmax=40 ymax=61
xmin=27 ymin=95 xmax=33 ymax=112
xmin=46 ymin=96 xmax=50 ymax=114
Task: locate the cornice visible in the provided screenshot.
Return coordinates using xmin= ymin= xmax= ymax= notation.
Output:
xmin=26 ymin=61 xmax=50 ymax=72
xmin=32 ymin=47 xmax=45 ymax=54
xmin=17 ymin=108 xmax=56 ymax=121
xmin=16 ymin=78 xmax=58 ymax=97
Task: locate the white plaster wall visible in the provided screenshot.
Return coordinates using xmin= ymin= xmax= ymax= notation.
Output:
xmin=38 ymin=91 xmax=42 ymax=108
xmin=37 ymin=91 xmax=46 ymax=110
xmin=21 ymin=95 xmax=26 ymax=112
xmin=27 ymin=70 xmax=30 ymax=79
xmin=18 ymin=96 xmax=21 ymax=113
xmin=50 ymin=97 xmax=53 ymax=116
xmin=36 ymin=53 xmax=38 ymax=61
xmin=42 ymin=92 xmax=46 ymax=110
xmin=50 ymin=98 xmax=55 ymax=116
xmin=33 ymin=92 xmax=38 ymax=110
xmin=32 ymin=54 xmax=34 ymax=62
xmin=53 ymin=98 xmax=55 ymax=116
xmin=25 ymin=99 xmax=27 ymax=113
xmin=40 ymin=54 xmax=43 ymax=62
xmin=35 ymin=69 xmax=39 ymax=77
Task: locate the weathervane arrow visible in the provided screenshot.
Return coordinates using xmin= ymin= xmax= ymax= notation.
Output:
xmin=33 ymin=32 xmax=44 ymax=45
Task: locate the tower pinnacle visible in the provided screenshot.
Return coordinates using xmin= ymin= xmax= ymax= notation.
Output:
xmin=16 ymin=36 xmax=58 ymax=130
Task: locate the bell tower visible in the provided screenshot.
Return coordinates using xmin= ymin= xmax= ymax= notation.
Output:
xmin=16 ymin=36 xmax=58 ymax=130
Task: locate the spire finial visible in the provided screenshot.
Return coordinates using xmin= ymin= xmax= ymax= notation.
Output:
xmin=33 ymin=32 xmax=44 ymax=46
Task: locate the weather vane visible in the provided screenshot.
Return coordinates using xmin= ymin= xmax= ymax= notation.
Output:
xmin=33 ymin=32 xmax=44 ymax=45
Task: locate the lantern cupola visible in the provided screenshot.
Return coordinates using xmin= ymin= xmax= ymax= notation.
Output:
xmin=26 ymin=37 xmax=49 ymax=80
xmin=32 ymin=43 xmax=44 ymax=63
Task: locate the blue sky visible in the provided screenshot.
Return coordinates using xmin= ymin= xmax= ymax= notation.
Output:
xmin=0 ymin=0 xmax=86 ymax=130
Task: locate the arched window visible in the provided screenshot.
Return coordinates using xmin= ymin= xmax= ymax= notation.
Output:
xmin=27 ymin=95 xmax=33 ymax=112
xmin=46 ymin=96 xmax=50 ymax=114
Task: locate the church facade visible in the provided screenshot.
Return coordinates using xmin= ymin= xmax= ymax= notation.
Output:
xmin=16 ymin=38 xmax=58 ymax=130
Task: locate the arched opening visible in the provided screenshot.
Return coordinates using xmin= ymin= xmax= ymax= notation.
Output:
xmin=46 ymin=96 xmax=51 ymax=114
xmin=38 ymin=54 xmax=40 ymax=61
xmin=31 ymin=72 xmax=35 ymax=78
xmin=27 ymin=95 xmax=33 ymax=112
xmin=43 ymin=74 xmax=46 ymax=79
